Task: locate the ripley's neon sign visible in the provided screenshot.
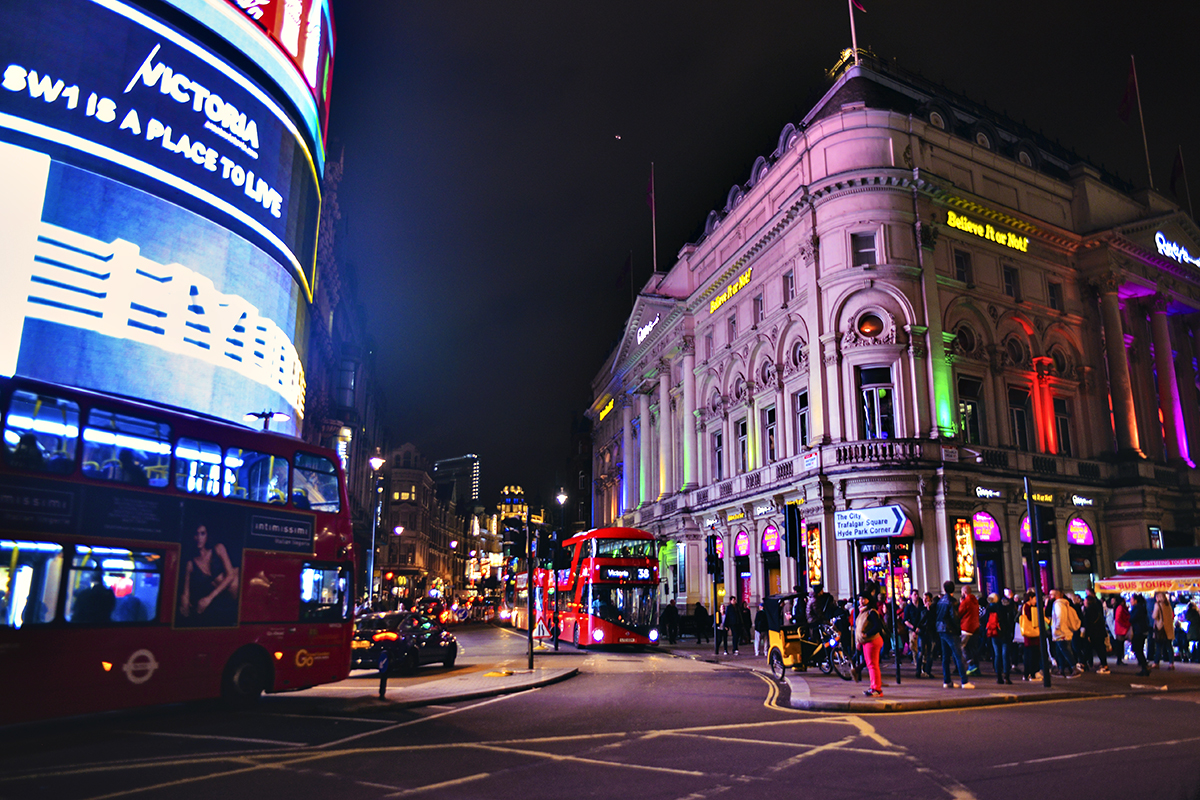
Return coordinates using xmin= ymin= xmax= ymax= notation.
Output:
xmin=1155 ymin=231 xmax=1200 ymax=267
xmin=946 ymin=210 xmax=1029 ymax=253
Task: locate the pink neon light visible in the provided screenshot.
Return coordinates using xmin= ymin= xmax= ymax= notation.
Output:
xmin=1067 ymin=517 xmax=1094 ymax=546
xmin=715 ymin=537 xmax=725 ymax=559
xmin=734 ymin=531 xmax=750 ymax=557
xmin=1020 ymin=515 xmax=1032 ymax=543
xmin=972 ymin=512 xmax=1001 ymax=542
xmin=761 ymin=525 xmax=780 ymax=552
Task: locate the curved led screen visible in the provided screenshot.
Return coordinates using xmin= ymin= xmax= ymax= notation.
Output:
xmin=0 ymin=0 xmax=320 ymax=300
xmin=0 ymin=0 xmax=318 ymax=436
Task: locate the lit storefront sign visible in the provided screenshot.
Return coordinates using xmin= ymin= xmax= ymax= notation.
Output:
xmin=953 ymin=518 xmax=976 ymax=583
xmin=972 ymin=511 xmax=1001 ymax=542
xmin=727 ymin=510 xmax=745 ymax=522
xmin=1021 ymin=490 xmax=1054 ymax=504
xmin=636 ymin=313 xmax=660 ymax=344
xmin=1066 ymin=517 xmax=1094 ymax=546
xmin=975 ymin=486 xmax=1002 ymax=499
xmin=754 ymin=503 xmax=775 ymax=518
xmin=598 ymin=398 xmax=614 ymax=421
xmin=1154 ymin=231 xmax=1200 ymax=267
xmin=805 ymin=523 xmax=822 ymax=586
xmin=1071 ymin=494 xmax=1094 ymax=507
xmin=703 ymin=516 xmax=719 ymax=529
xmin=761 ymin=525 xmax=780 ymax=553
xmin=708 ymin=266 xmax=752 ymax=313
xmin=946 ymin=210 xmax=1029 ymax=253
xmin=733 ymin=531 xmax=750 ymax=557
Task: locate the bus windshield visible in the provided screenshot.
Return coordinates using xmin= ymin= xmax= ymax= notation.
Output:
xmin=587 ymin=583 xmax=657 ymax=628
xmin=592 ymin=539 xmax=655 ymax=558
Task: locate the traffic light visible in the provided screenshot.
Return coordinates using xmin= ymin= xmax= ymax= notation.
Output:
xmin=783 ymin=503 xmax=802 ymax=559
xmin=1033 ymin=504 xmax=1057 ymax=543
xmin=705 ymin=534 xmax=720 ymax=574
xmin=502 ymin=517 xmax=527 ymax=555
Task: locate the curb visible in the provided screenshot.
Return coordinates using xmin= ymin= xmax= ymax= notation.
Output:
xmin=354 ymin=667 xmax=581 ymax=711
xmin=783 ymin=677 xmax=1196 ymax=713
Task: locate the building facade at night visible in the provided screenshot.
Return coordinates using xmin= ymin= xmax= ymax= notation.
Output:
xmin=589 ymin=52 xmax=1200 ymax=612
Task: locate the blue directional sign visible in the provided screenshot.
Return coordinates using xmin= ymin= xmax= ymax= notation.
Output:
xmin=833 ymin=505 xmax=913 ymax=540
xmin=377 ymin=650 xmax=390 ymax=674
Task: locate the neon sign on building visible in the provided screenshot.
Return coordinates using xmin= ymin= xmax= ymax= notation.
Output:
xmin=709 ymin=267 xmax=753 ymax=313
xmin=946 ymin=210 xmax=1029 ymax=253
xmin=1154 ymin=231 xmax=1200 ymax=267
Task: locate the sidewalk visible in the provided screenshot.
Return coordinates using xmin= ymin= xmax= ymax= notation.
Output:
xmin=652 ymin=635 xmax=1200 ymax=712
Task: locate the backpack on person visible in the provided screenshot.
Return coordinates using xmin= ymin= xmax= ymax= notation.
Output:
xmin=854 ymin=608 xmax=871 ymax=646
xmin=986 ymin=610 xmax=1000 ymax=638
xmin=1065 ymin=602 xmax=1082 ymax=633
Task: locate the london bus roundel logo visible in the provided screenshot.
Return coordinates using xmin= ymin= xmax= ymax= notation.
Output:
xmin=122 ymin=649 xmax=159 ymax=685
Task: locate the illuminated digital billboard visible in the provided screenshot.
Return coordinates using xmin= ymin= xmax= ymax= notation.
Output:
xmin=0 ymin=0 xmax=320 ymax=435
xmin=0 ymin=0 xmax=321 ymax=299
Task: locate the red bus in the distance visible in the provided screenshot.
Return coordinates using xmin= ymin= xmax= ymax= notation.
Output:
xmin=551 ymin=527 xmax=659 ymax=648
xmin=0 ymin=376 xmax=355 ymax=724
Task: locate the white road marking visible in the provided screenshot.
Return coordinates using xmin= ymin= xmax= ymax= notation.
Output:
xmin=118 ymin=731 xmax=305 ymax=747
xmin=991 ymin=735 xmax=1200 ymax=768
xmin=311 ymin=689 xmax=538 ymax=749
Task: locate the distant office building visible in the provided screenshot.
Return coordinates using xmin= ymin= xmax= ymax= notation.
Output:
xmin=434 ymin=454 xmax=481 ymax=511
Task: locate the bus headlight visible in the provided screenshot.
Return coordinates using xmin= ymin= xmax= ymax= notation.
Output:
xmin=592 ymin=629 xmax=604 ymax=642
xmin=648 ymin=629 xmax=659 ymax=642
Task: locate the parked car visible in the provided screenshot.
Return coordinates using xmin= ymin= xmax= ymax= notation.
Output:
xmin=351 ymin=611 xmax=458 ymax=673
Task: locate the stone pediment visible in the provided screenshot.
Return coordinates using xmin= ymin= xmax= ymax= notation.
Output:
xmin=613 ymin=294 xmax=679 ymax=372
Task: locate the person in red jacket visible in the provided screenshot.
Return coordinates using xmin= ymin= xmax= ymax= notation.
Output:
xmin=958 ymin=585 xmax=981 ymax=675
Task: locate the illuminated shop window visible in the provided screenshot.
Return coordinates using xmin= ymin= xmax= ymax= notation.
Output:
xmin=736 ymin=419 xmax=748 ymax=473
xmin=958 ymin=376 xmax=984 ymax=445
xmin=1008 ymin=388 xmax=1032 ymax=451
xmin=858 ymin=367 xmax=895 ymax=440
xmin=954 ymin=250 xmax=972 ymax=284
xmin=1054 ymin=398 xmax=1073 ymax=457
xmin=851 ymin=233 xmax=877 ymax=267
xmin=793 ymin=391 xmax=809 ymax=450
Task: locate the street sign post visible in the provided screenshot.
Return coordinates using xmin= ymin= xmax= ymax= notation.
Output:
xmin=833 ymin=506 xmax=913 ymax=540
xmin=377 ymin=649 xmax=390 ymax=697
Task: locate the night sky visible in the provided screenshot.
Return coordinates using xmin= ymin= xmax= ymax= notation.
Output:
xmin=325 ymin=1 xmax=1200 ymax=509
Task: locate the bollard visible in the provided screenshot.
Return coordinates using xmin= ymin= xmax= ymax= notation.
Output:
xmin=377 ymin=649 xmax=390 ymax=697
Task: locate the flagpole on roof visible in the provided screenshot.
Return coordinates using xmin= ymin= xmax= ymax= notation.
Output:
xmin=1131 ymin=55 xmax=1155 ymax=191
xmin=1180 ymin=146 xmax=1194 ymax=220
xmin=847 ymin=0 xmax=861 ymax=66
xmin=649 ymin=162 xmax=659 ymax=274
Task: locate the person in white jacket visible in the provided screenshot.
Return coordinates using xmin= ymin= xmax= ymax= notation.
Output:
xmin=1050 ymin=590 xmax=1083 ymax=678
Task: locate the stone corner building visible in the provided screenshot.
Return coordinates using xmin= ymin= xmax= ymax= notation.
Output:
xmin=588 ymin=53 xmax=1200 ymax=612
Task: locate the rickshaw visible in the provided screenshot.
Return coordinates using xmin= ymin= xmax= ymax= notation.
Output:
xmin=764 ymin=592 xmax=853 ymax=682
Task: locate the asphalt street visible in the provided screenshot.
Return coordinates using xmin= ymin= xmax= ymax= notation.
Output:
xmin=3 ymin=624 xmax=1199 ymax=800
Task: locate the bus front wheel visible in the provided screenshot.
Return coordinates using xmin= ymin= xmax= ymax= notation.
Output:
xmin=222 ymin=648 xmax=270 ymax=703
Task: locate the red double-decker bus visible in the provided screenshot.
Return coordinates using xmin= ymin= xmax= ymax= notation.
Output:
xmin=0 ymin=377 xmax=355 ymax=723
xmin=543 ymin=527 xmax=659 ymax=648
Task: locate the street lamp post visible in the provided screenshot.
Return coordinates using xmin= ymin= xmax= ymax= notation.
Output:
xmin=555 ymin=488 xmax=567 ymax=651
xmin=243 ymin=410 xmax=290 ymax=432
xmin=367 ymin=450 xmax=386 ymax=609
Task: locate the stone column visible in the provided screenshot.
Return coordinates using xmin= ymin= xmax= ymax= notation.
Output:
xmin=620 ymin=395 xmax=634 ymax=516
xmin=745 ymin=382 xmax=758 ymax=472
xmin=681 ymin=338 xmax=699 ymax=490
xmin=657 ymin=362 xmax=673 ymax=500
xmin=638 ymin=392 xmax=652 ymax=506
xmin=1150 ymin=296 xmax=1190 ymax=465
xmin=1097 ymin=274 xmax=1143 ymax=457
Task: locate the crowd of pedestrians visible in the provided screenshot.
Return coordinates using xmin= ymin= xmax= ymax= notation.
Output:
xmin=677 ymin=584 xmax=1200 ymax=697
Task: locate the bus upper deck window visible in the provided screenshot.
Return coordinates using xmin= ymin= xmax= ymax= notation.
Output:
xmin=224 ymin=448 xmax=289 ymax=504
xmin=3 ymin=390 xmax=79 ymax=475
xmin=82 ymin=409 xmax=171 ymax=487
xmin=293 ymin=452 xmax=340 ymax=512
xmin=175 ymin=438 xmax=222 ymax=496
